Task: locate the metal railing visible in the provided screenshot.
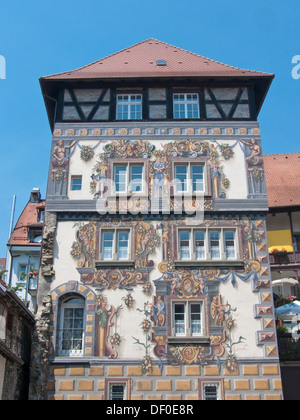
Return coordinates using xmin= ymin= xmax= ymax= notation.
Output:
xmin=277 ymin=333 xmax=300 ymax=361
xmin=269 ymin=252 xmax=300 ymax=266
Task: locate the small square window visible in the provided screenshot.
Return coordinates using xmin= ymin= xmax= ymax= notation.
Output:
xmin=198 ymin=379 xmax=224 ymax=400
xmin=173 ymin=93 xmax=199 ymax=119
xmin=116 ymin=94 xmax=142 ymax=120
xmin=105 ymin=378 xmax=131 ymax=400
xmin=71 ymin=176 xmax=82 ymax=191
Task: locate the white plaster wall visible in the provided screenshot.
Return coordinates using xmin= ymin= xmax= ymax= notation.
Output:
xmin=219 ymin=279 xmax=264 ymax=358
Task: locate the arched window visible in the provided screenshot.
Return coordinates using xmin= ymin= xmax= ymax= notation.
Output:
xmin=57 ymin=296 xmax=85 ymax=357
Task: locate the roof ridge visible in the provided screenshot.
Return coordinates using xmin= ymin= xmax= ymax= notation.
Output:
xmin=264 ymin=152 xmax=300 ymax=157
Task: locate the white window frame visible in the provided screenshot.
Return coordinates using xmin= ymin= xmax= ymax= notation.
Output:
xmin=199 ymin=379 xmax=224 ymax=400
xmin=100 ymin=228 xmax=131 ymax=261
xmin=172 ymin=301 xmax=203 ymax=337
xmin=112 ymin=163 xmax=144 ymax=194
xmin=116 ymin=94 xmax=142 ymax=120
xmin=174 ymin=162 xmax=205 ymax=194
xmin=178 ymin=228 xmax=238 ymax=261
xmin=173 ymin=93 xmax=200 ymax=119
xmin=105 ymin=378 xmax=132 ymax=400
xmin=58 ymin=297 xmax=85 ymax=357
xmin=71 ymin=175 xmax=82 ymax=191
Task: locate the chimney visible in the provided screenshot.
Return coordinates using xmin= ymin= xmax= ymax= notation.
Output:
xmin=30 ymin=188 xmax=41 ymax=203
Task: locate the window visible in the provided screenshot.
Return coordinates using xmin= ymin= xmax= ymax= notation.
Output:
xmin=209 ymin=231 xmax=221 ymax=260
xmin=224 ymin=231 xmax=236 ymax=259
xmin=178 ymin=229 xmax=238 ymax=261
xmin=173 ymin=93 xmax=199 ymax=119
xmin=174 ymin=163 xmax=204 ymax=193
xmin=71 ymin=176 xmax=82 ymax=191
xmin=293 ymin=234 xmax=300 ymax=252
xmin=105 ymin=378 xmax=131 ymax=400
xmin=173 ymin=301 xmax=203 ymax=337
xmin=113 ymin=163 xmax=144 ymax=194
xmin=110 ymin=384 xmax=125 ymax=400
xmin=58 ymin=297 xmax=85 ymax=356
xmin=198 ymin=379 xmax=224 ymax=400
xmin=19 ymin=265 xmax=27 ymax=282
xmin=116 ymin=94 xmax=142 ymax=120
xmin=101 ymin=229 xmax=130 ymax=261
xmin=179 ymin=231 xmax=191 ymax=260
xmin=38 ymin=210 xmax=45 ymax=223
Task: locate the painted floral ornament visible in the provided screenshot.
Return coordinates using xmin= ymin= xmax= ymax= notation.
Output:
xmin=142 ymin=281 xmax=152 ymax=294
xmin=122 ymin=292 xmax=134 ymax=308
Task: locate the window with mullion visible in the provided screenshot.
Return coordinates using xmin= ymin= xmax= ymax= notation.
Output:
xmin=173 ymin=302 xmax=202 ymax=337
xmin=173 ymin=93 xmax=199 ymax=119
xmin=116 ymin=94 xmax=142 ymax=120
xmin=113 ymin=163 xmax=144 ymax=194
xmin=174 ymin=163 xmax=204 ymax=194
xmin=178 ymin=228 xmax=238 ymax=261
xmin=60 ymin=297 xmax=85 ymax=356
xmin=101 ymin=230 xmax=130 ymax=261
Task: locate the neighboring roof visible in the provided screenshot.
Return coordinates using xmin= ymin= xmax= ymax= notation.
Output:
xmin=264 ymin=153 xmax=300 ymax=208
xmin=42 ymin=38 xmax=273 ymax=80
xmin=7 ymin=200 xmax=45 ymax=247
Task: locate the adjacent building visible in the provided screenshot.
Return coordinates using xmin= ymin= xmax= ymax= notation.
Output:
xmin=265 ymin=153 xmax=300 ymax=299
xmin=7 ymin=188 xmax=45 ymax=312
xmin=0 ymin=277 xmax=35 ymax=400
xmin=33 ymin=39 xmax=283 ymax=400
xmin=265 ymin=152 xmax=300 ymax=400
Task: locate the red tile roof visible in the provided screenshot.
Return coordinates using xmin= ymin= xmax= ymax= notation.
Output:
xmin=7 ymin=201 xmax=45 ymax=247
xmin=264 ymin=153 xmax=300 ymax=208
xmin=42 ymin=38 xmax=273 ymax=80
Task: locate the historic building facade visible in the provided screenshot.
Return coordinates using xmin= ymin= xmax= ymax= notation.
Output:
xmin=32 ymin=39 xmax=283 ymax=400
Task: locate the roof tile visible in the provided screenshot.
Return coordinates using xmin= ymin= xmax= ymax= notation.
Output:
xmin=42 ymin=38 xmax=273 ymax=80
xmin=264 ymin=153 xmax=300 ymax=208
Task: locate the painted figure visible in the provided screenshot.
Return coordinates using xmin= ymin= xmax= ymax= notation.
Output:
xmin=153 ymin=156 xmax=166 ymax=195
xmin=96 ymin=296 xmax=117 ymax=358
xmin=51 ymin=139 xmax=76 ymax=182
xmin=152 ymin=296 xmax=166 ymax=327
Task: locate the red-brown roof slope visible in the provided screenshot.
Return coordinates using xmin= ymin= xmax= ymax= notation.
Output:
xmin=42 ymin=38 xmax=273 ymax=80
xmin=7 ymin=201 xmax=45 ymax=247
xmin=264 ymin=153 xmax=300 ymax=208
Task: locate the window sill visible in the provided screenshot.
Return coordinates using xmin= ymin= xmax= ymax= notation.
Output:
xmin=174 ymin=260 xmax=244 ymax=268
xmin=168 ymin=336 xmax=210 ymax=345
xmin=95 ymin=260 xmax=135 ymax=268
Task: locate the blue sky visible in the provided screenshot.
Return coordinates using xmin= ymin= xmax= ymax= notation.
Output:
xmin=0 ymin=0 xmax=299 ymax=257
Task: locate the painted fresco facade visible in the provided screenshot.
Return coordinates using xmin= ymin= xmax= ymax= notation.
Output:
xmin=35 ymin=40 xmax=283 ymax=400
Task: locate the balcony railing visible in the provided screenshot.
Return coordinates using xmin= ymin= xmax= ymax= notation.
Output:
xmin=277 ymin=333 xmax=300 ymax=361
xmin=269 ymin=252 xmax=300 ymax=266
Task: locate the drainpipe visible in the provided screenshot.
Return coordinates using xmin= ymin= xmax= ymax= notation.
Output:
xmin=6 ymin=195 xmax=16 ymax=287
